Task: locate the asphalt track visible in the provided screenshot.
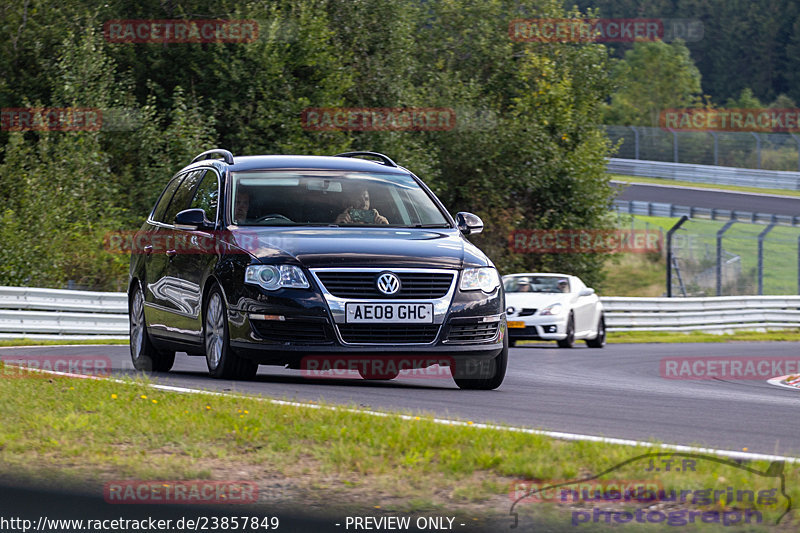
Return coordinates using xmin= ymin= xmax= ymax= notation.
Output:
xmin=3 ymin=342 xmax=799 ymax=458
xmin=613 ymin=181 xmax=800 ymax=217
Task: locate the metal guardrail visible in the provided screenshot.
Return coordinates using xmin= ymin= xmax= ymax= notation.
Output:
xmin=603 ymin=295 xmax=800 ymax=332
xmin=1 ymin=287 xmax=799 ymax=338
xmin=608 ymin=158 xmax=800 ymax=191
xmin=0 ymin=287 xmax=128 ymax=340
xmin=613 ymin=199 xmax=800 ymax=227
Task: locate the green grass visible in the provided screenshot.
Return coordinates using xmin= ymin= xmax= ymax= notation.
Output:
xmin=607 ymin=329 xmax=800 ymax=343
xmin=611 ymin=174 xmax=800 ymax=198
xmin=0 ymin=368 xmax=797 ymax=530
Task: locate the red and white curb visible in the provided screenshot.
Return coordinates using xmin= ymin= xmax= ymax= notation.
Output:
xmin=768 ymin=374 xmax=800 ymax=390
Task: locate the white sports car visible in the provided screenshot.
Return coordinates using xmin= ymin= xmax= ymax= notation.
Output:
xmin=503 ymin=273 xmax=605 ymax=348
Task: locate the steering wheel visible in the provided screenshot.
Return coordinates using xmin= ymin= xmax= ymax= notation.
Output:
xmin=253 ymin=213 xmax=292 ymax=223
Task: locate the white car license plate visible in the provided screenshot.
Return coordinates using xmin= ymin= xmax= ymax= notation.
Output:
xmin=345 ymin=303 xmax=433 ymax=324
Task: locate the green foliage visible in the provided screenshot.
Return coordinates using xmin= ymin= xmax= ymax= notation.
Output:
xmin=0 ymin=0 xmax=617 ymax=289
xmin=604 ymin=40 xmax=702 ymax=127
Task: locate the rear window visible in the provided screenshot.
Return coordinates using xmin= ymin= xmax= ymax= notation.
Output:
xmin=229 ymin=170 xmax=450 ymax=227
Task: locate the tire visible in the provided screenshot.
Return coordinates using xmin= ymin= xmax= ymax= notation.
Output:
xmin=129 ymin=285 xmax=175 ymax=372
xmin=585 ymin=314 xmax=606 ymax=348
xmin=204 ymin=287 xmax=258 ymax=380
xmin=453 ymin=335 xmax=508 ymax=390
xmin=557 ymin=313 xmax=575 ymax=348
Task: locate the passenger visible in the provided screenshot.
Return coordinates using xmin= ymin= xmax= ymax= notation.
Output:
xmin=234 ymin=191 xmax=250 ymax=224
xmin=557 ymin=279 xmax=569 ymax=293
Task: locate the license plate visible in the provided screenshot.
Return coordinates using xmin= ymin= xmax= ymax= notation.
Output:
xmin=508 ymin=321 xmax=526 ymax=328
xmin=345 ymin=303 xmax=433 ymax=323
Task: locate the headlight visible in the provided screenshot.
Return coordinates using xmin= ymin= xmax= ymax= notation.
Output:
xmin=539 ymin=303 xmax=563 ymax=316
xmin=245 ymin=265 xmax=310 ymax=290
xmin=459 ymin=267 xmax=500 ymax=293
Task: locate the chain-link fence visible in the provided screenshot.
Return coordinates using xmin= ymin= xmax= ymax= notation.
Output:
xmin=666 ymin=219 xmax=800 ymax=296
xmin=606 ymin=125 xmax=800 ymax=171
xmin=617 ymin=215 xmax=800 ymax=296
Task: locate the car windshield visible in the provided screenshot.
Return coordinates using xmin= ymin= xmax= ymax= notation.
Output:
xmin=229 ymin=170 xmax=450 ymax=227
xmin=503 ymin=276 xmax=570 ymax=293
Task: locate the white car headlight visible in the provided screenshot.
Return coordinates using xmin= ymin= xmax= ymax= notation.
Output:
xmin=245 ymin=265 xmax=310 ymax=290
xmin=539 ymin=303 xmax=563 ymax=316
xmin=459 ymin=267 xmax=500 ymax=293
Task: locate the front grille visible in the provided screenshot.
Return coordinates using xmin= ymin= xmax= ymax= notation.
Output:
xmin=251 ymin=318 xmax=333 ymax=343
xmin=337 ymin=324 xmax=440 ymax=344
xmin=316 ymin=272 xmax=454 ymax=299
xmin=447 ymin=322 xmax=500 ymax=342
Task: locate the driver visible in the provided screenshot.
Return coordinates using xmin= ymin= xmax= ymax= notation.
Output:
xmin=335 ymin=187 xmax=388 ymax=225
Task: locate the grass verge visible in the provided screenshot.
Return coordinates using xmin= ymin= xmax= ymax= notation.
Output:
xmin=0 ymin=367 xmax=797 ymax=531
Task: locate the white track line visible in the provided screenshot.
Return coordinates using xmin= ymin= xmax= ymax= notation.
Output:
xmin=9 ymin=364 xmax=800 ymax=464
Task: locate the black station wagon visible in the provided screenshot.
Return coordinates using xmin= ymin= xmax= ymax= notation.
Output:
xmin=128 ymin=150 xmax=507 ymax=389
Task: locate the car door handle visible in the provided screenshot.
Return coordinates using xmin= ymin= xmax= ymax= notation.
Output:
xmin=166 ymin=249 xmax=177 ymax=258
xmin=143 ymin=245 xmax=153 ymax=255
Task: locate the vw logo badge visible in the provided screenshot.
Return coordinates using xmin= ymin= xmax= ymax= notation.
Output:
xmin=376 ymin=272 xmax=401 ymax=296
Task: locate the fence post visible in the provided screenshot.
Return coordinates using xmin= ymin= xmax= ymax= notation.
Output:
xmin=630 ymin=126 xmax=640 ymax=160
xmin=710 ymin=131 xmax=719 ymax=166
xmin=669 ymin=128 xmax=679 ymax=162
xmin=716 ymin=220 xmax=736 ymax=296
xmin=757 ymin=221 xmax=776 ymax=295
xmin=750 ymin=132 xmax=761 ymax=169
xmin=666 ymin=215 xmax=690 ymax=297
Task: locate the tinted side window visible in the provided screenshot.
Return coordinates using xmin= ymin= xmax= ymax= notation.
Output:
xmin=162 ymin=171 xmax=205 ymax=224
xmin=189 ymin=170 xmax=219 ymax=224
xmin=151 ymin=175 xmax=185 ymax=223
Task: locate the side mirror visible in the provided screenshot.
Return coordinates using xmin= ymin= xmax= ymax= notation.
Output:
xmin=174 ymin=208 xmax=211 ymax=230
xmin=579 ymin=288 xmax=595 ymax=297
xmin=456 ymin=212 xmax=484 ymax=235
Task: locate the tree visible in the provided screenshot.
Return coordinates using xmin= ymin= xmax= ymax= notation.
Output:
xmin=605 ymin=40 xmax=702 ymax=127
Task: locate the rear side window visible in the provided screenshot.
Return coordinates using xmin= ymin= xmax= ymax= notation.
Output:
xmin=151 ymin=175 xmax=185 ymax=223
xmin=161 ymin=170 xmax=205 ymax=224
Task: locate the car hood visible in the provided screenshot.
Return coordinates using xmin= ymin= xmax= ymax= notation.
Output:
xmin=505 ymin=292 xmax=572 ymax=309
xmin=226 ymin=227 xmax=490 ymax=269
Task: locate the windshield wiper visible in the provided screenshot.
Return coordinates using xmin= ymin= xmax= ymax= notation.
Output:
xmin=406 ymin=223 xmax=450 ymax=228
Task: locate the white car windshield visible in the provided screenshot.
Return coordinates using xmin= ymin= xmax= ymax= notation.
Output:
xmin=504 ymin=276 xmax=570 ymax=293
xmin=230 ymin=170 xmax=450 ymax=227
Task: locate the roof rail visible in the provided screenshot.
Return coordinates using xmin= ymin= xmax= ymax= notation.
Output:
xmin=334 ymin=151 xmax=398 ymax=168
xmin=191 ymin=149 xmax=234 ymax=165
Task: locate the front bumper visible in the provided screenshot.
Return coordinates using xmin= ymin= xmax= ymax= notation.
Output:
xmin=507 ymin=314 xmax=568 ymax=341
xmin=224 ymin=268 xmax=505 ymax=366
